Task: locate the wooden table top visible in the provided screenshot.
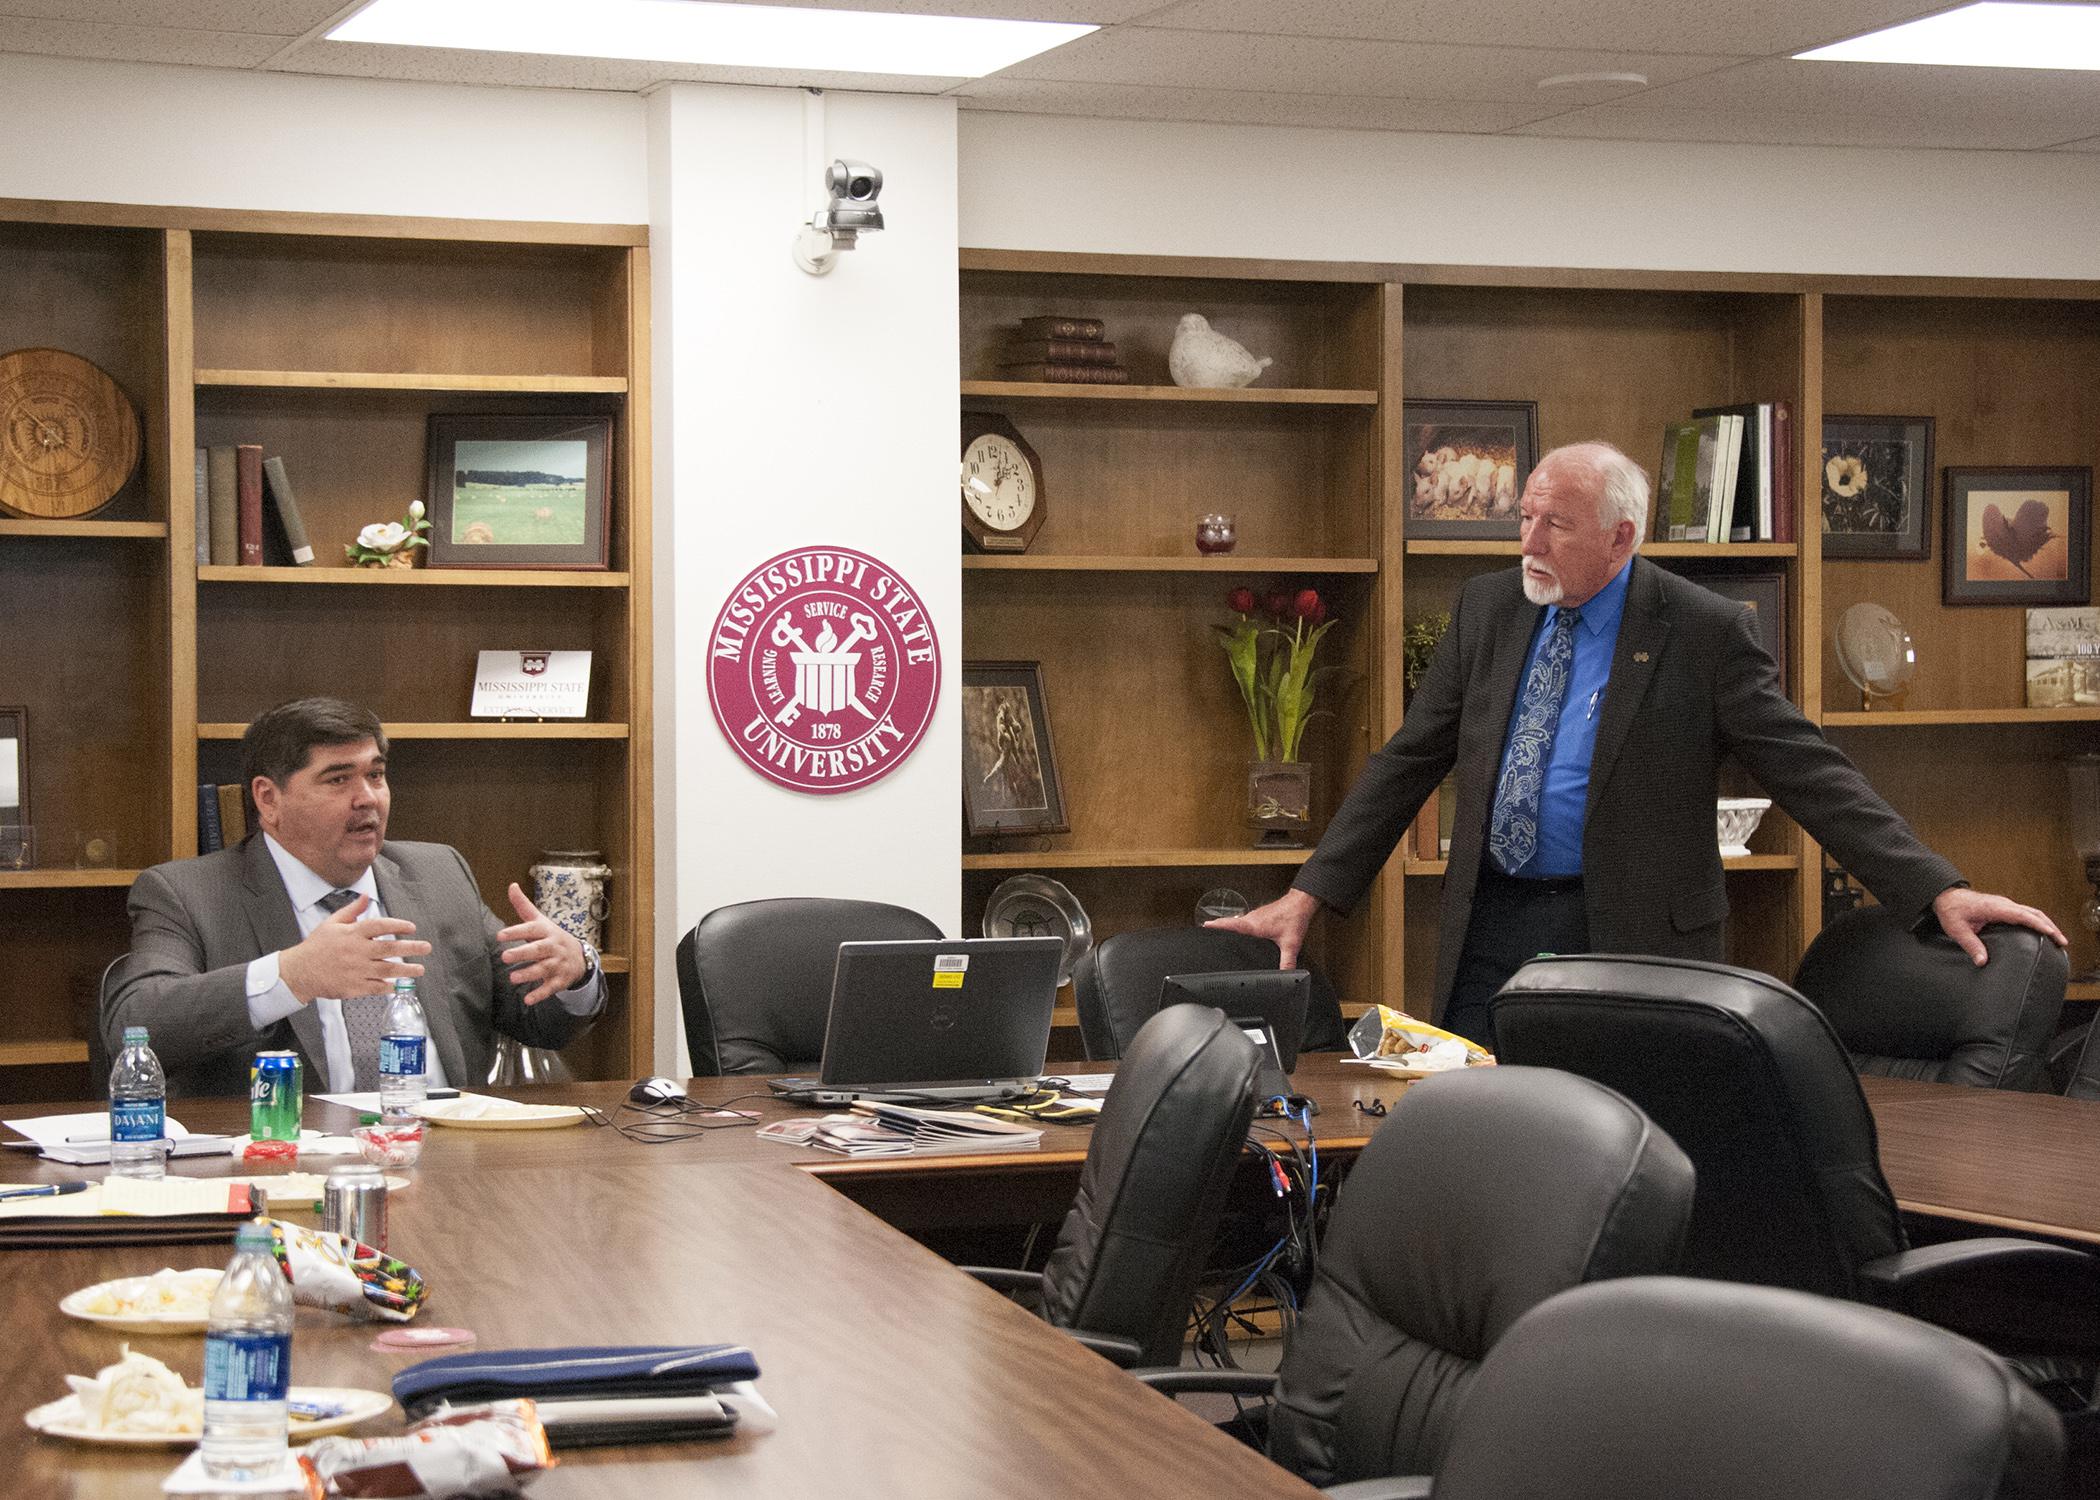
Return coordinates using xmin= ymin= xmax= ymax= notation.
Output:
xmin=4 ymin=1060 xmax=2094 ymax=1496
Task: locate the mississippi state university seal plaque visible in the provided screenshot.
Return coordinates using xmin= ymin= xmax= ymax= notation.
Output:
xmin=707 ymin=545 xmax=941 ymax=794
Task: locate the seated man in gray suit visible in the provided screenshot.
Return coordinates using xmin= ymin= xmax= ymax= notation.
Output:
xmin=104 ymin=696 xmax=601 ymax=1096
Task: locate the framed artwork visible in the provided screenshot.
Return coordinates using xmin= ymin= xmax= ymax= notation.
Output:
xmin=1943 ymin=467 xmax=2092 ymax=607
xmin=961 ymin=661 xmax=1068 ymax=837
xmin=1821 ymin=415 xmax=1934 ymax=560
xmin=1402 ymin=399 xmax=1538 ymax=540
xmin=425 ymin=414 xmax=612 ymax=569
xmin=1701 ymin=573 xmax=1790 ymax=696
xmin=0 ymin=706 xmax=26 ymax=869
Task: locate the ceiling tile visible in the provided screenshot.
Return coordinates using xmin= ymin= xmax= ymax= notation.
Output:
xmin=699 ymin=0 xmax=1161 ymax=17
xmin=0 ymin=16 xmax=282 ymax=66
xmin=0 ymin=1 xmax=341 ymax=33
xmin=956 ymin=77 xmax=1550 ymax=133
xmin=281 ymin=38 xmax=959 ymax=94
xmin=2049 ymin=134 xmax=2100 ymax=150
xmin=1141 ymin=0 xmax=1954 ymax=59
xmin=995 ymin=26 xmax=1739 ymax=104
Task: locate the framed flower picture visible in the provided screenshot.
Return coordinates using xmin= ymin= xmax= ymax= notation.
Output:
xmin=1821 ymin=415 xmax=1933 ymax=560
xmin=1943 ymin=466 xmax=2092 ymax=607
xmin=961 ymin=661 xmax=1068 ymax=838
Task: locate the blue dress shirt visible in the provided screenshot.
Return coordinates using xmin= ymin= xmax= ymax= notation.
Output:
xmin=1491 ymin=561 xmax=1632 ymax=878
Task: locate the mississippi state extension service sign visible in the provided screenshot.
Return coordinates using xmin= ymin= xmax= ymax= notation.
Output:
xmin=707 ymin=545 xmax=941 ymax=794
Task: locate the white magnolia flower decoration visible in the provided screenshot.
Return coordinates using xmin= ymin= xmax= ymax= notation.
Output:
xmin=356 ymin=521 xmax=410 ymax=552
xmin=1826 ymin=455 xmax=1869 ymax=499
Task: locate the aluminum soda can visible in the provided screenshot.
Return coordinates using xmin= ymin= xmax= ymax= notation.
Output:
xmin=250 ymin=1051 xmax=303 ymax=1142
xmin=322 ymin=1160 xmax=388 ymax=1251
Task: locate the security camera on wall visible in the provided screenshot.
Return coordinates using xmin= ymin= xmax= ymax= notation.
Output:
xmin=793 ymin=159 xmax=884 ymax=276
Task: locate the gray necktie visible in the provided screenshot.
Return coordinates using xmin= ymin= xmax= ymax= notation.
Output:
xmin=317 ymin=889 xmax=386 ymax=1091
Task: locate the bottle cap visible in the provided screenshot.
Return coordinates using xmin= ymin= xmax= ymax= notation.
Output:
xmin=234 ymin=1219 xmax=274 ymax=1250
xmin=123 ymin=1025 xmax=148 ymax=1044
xmin=392 ymin=975 xmax=417 ymax=992
xmin=358 ymin=1112 xmax=380 ymax=1126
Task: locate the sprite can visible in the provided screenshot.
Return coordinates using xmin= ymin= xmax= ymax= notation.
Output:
xmin=250 ymin=1051 xmax=303 ymax=1142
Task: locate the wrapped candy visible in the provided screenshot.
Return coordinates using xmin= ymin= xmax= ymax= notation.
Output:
xmin=256 ymin=1216 xmax=427 ymax=1323
xmin=300 ymin=1399 xmax=554 ymax=1498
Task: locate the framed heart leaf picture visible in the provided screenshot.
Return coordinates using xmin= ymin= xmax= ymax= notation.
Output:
xmin=1943 ymin=467 xmax=2091 ymax=606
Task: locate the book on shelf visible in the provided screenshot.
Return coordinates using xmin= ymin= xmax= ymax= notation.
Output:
xmin=1692 ymin=403 xmax=1773 ymax=542
xmin=1015 ymin=315 xmax=1105 ymax=342
xmin=1769 ymin=400 xmax=1796 ymax=544
xmin=1001 ymin=337 xmax=1120 ymax=366
xmin=1410 ymin=788 xmax=1440 ymax=861
xmin=261 ymin=455 xmax=316 ymax=566
xmin=1658 ymin=416 xmax=1732 ymax=543
xmin=197 ymin=783 xmax=224 ymax=854
xmin=192 ymin=448 xmax=210 ymax=565
xmin=235 ymin=444 xmax=265 ymax=566
xmin=206 ymin=446 xmax=238 ymax=567
xmin=1656 ymin=422 xmax=1700 ymax=542
xmin=215 ymin=782 xmax=247 ymax=847
xmin=998 ymin=362 xmax=1132 ymax=385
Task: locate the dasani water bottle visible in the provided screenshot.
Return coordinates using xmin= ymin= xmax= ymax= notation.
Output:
xmin=108 ymin=1025 xmax=166 ymax=1180
xmin=201 ymin=1220 xmax=293 ymax=1478
xmin=378 ymin=974 xmax=428 ymax=1121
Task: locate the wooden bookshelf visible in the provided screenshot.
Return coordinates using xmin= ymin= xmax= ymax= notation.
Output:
xmin=962 ymin=554 xmax=1378 ymax=573
xmin=0 ymin=201 xmax=655 ymax=1103
xmin=961 ymin=379 xmax=1378 ymax=405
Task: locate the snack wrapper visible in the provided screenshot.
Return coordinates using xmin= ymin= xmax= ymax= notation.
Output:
xmin=300 ymin=1399 xmax=554 ymax=1498
xmin=256 ymin=1216 xmax=427 ymax=1323
xmin=1347 ymin=1005 xmax=1496 ymax=1070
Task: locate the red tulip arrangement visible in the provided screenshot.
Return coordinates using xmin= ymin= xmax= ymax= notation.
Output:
xmin=1215 ymin=585 xmax=1339 ymax=762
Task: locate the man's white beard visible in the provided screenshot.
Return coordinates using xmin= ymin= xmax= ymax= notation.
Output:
xmin=1522 ymin=566 xmax=1563 ymax=606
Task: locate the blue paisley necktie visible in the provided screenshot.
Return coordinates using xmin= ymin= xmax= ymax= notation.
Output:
xmin=1488 ymin=607 xmax=1581 ymax=876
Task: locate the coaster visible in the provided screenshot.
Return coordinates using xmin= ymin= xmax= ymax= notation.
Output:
xmin=372 ymin=1326 xmax=477 ymax=1352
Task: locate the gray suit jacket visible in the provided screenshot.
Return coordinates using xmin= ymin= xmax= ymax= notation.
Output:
xmin=103 ymin=837 xmax=595 ymax=1097
xmin=1295 ymin=557 xmax=1961 ymax=1019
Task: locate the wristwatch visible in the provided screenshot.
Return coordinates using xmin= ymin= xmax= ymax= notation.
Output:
xmin=576 ymin=943 xmax=600 ymax=989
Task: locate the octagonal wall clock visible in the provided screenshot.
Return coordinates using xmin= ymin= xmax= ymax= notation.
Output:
xmin=960 ymin=411 xmax=1045 ymax=554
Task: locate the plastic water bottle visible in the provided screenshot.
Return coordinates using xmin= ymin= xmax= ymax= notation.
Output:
xmin=378 ymin=975 xmax=429 ymax=1122
xmin=107 ymin=1025 xmax=166 ymax=1180
xmin=201 ymin=1220 xmax=293 ymax=1479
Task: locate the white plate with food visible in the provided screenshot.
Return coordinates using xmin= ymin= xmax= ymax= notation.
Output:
xmin=408 ymin=1097 xmax=588 ymax=1130
xmin=27 ymin=1347 xmax=391 ymax=1446
xmin=59 ymin=1268 xmax=223 ymax=1334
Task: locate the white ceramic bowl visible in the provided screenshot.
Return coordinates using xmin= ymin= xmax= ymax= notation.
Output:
xmin=1716 ymin=797 xmax=1771 ymax=857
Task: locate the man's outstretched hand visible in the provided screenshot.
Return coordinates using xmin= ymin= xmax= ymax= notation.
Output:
xmin=1932 ymin=886 xmax=2067 ymax=966
xmin=1204 ymin=887 xmax=1322 ymax=970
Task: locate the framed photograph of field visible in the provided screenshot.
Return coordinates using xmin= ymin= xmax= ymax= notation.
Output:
xmin=425 ymin=414 xmax=612 ymax=569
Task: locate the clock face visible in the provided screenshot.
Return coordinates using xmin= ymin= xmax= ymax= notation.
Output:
xmin=0 ymin=349 xmax=140 ymax=520
xmin=961 ymin=434 xmax=1037 ymax=532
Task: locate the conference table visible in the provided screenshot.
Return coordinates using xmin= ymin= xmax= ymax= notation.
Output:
xmin=3 ymin=1059 xmax=2096 ymax=1498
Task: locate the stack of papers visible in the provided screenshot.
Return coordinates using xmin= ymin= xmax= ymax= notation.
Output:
xmin=4 ymin=1112 xmax=228 ymax=1165
xmin=758 ymin=1102 xmax=1042 ymax=1158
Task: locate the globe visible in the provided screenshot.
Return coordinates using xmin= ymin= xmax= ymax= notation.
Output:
xmin=1833 ymin=603 xmax=1917 ymax=711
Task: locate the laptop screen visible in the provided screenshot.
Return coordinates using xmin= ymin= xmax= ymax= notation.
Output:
xmin=818 ymin=936 xmax=1062 ymax=1089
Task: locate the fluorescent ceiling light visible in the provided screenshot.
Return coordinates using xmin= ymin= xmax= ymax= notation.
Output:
xmin=329 ymin=0 xmax=1096 ymax=78
xmin=1797 ymin=2 xmax=2100 ymax=69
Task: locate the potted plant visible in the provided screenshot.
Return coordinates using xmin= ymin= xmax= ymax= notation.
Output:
xmin=1216 ymin=586 xmax=1341 ymax=847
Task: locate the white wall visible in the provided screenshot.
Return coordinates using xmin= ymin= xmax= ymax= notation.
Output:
xmin=0 ymin=53 xmax=647 ymax=222
xmin=650 ymin=84 xmax=961 ymax=1072
xmin=958 ymin=112 xmax=2100 ymax=279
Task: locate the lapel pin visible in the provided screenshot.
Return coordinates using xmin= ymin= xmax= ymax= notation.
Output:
xmin=1634 ymin=652 xmax=1650 ymax=663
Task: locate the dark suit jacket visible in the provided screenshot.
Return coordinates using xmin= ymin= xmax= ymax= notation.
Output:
xmin=1295 ymin=557 xmax=1960 ymax=1019
xmin=103 ymin=837 xmax=596 ymax=1097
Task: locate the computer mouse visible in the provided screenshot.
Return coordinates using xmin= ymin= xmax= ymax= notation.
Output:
xmin=628 ymin=1076 xmax=686 ymax=1105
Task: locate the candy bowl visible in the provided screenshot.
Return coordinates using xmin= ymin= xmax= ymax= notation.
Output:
xmin=353 ymin=1120 xmax=425 ymax=1169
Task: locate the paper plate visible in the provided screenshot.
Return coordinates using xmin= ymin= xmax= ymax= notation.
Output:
xmin=408 ymin=1099 xmax=588 ymax=1130
xmin=25 ymin=1386 xmax=391 ymax=1445
xmin=59 ymin=1270 xmax=222 ymax=1334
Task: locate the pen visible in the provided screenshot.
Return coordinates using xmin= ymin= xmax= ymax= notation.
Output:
xmin=0 ymin=1180 xmax=90 ymax=1201
xmin=1587 ymin=689 xmax=1601 ymax=721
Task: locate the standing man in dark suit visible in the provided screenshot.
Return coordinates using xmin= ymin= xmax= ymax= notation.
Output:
xmin=1212 ymin=441 xmax=2063 ymax=1044
xmin=104 ymin=697 xmax=601 ymax=1096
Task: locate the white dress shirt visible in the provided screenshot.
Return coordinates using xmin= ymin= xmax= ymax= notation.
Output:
xmin=244 ymin=834 xmax=601 ymax=1092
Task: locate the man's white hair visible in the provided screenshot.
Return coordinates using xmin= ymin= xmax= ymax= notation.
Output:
xmin=1541 ymin=441 xmax=1649 ymax=547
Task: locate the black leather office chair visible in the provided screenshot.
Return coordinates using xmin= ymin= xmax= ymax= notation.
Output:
xmin=1069 ymin=926 xmax=1348 ymax=1061
xmin=1794 ymin=905 xmax=2067 ymax=1090
xmin=965 ymin=1003 xmax=1260 ymax=1368
xmin=674 ymin=898 xmax=942 ymax=1075
xmin=1491 ymin=956 xmax=2100 ymax=1376
xmin=1141 ymin=1065 xmax=1694 ymax=1490
xmin=1430 ymin=1277 xmax=2066 ymax=1500
xmin=2063 ymin=1022 xmax=2100 ymax=1103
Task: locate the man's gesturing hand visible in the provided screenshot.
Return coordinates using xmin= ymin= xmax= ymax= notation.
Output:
xmin=1204 ymin=887 xmax=1321 ymax=970
xmin=278 ymin=893 xmax=429 ymax=1004
xmin=498 ymin=882 xmax=589 ymax=1006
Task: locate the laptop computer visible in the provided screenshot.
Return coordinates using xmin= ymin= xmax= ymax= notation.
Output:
xmin=769 ymin=935 xmax=1063 ymax=1106
xmin=1159 ymin=969 xmax=1312 ymax=1113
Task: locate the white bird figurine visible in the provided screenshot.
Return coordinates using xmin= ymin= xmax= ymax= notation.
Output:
xmin=1168 ymin=313 xmax=1273 ymax=389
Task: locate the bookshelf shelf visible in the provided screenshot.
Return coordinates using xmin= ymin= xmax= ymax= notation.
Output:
xmin=197 ymin=566 xmax=630 ymax=589
xmin=962 ymin=380 xmax=1378 ymax=406
xmin=0 ymin=519 xmax=167 ymax=539
xmin=198 ymin=721 xmax=630 ymax=741
xmin=195 ymin=369 xmax=628 ymax=394
xmin=1823 ymin=708 xmax=2100 ymax=727
xmin=0 ymin=869 xmax=140 ymax=889
xmin=2066 ymin=982 xmax=2100 ymax=1004
xmin=0 ymin=1040 xmax=89 ymax=1066
xmin=963 ymin=847 xmax=1315 ymax=871
xmin=1404 ymin=540 xmax=1798 ymax=558
xmin=1401 ymin=854 xmax=1799 ymax=877
xmin=962 ymin=554 xmax=1379 ymax=574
